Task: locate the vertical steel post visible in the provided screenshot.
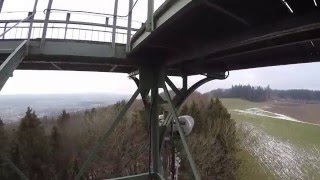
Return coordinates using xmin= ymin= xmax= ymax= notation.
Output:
xmin=146 ymin=0 xmax=154 ymax=32
xmin=111 ymin=0 xmax=118 ymax=55
xmin=27 ymin=0 xmax=39 ymax=54
xmin=105 ymin=17 xmax=109 ymax=25
xmin=126 ymin=0 xmax=133 ymax=52
xmin=2 ymin=22 xmax=7 ymax=39
xmin=182 ymin=75 xmax=188 ymax=93
xmin=64 ymin=13 xmax=70 ymax=39
xmin=40 ymin=0 xmax=53 ymax=49
xmin=150 ymin=71 xmax=160 ymax=173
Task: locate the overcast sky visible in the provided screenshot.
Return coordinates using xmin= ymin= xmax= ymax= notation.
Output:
xmin=1 ymin=0 xmax=320 ymax=95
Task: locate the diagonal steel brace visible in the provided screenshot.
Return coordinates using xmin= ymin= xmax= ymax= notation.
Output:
xmin=0 ymin=40 xmax=27 ymax=91
xmin=75 ymin=88 xmax=140 ymax=180
xmin=163 ymin=85 xmax=201 ymax=180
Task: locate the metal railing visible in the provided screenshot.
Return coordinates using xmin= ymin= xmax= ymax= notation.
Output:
xmin=0 ymin=0 xmax=145 ymax=54
xmin=0 ymin=18 xmax=139 ymax=43
xmin=0 ymin=0 xmax=159 ymax=53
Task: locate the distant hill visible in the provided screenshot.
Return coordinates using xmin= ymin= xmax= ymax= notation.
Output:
xmin=0 ymin=93 xmax=129 ymax=123
xmin=205 ymin=85 xmax=320 ymax=103
xmin=3 ymin=85 xmax=320 ymax=123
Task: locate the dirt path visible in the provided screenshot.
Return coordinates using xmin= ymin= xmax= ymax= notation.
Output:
xmin=238 ymin=122 xmax=320 ymax=179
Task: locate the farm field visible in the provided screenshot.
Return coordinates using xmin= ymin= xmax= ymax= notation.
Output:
xmin=220 ymin=98 xmax=320 ymax=179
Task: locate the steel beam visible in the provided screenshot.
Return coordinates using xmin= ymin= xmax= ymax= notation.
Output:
xmin=40 ymin=0 xmax=53 ymax=49
xmin=182 ymin=75 xmax=187 ymax=93
xmin=200 ymin=0 xmax=250 ymax=26
xmin=27 ymin=0 xmax=39 ymax=51
xmin=75 ymin=88 xmax=140 ymax=180
xmin=0 ymin=40 xmax=27 ymax=91
xmin=129 ymin=76 xmax=151 ymax=110
xmin=1 ymin=155 xmax=28 ymax=180
xmin=163 ymin=85 xmax=201 ymax=180
xmin=107 ymin=173 xmax=151 ymax=180
xmin=0 ymin=0 xmax=4 ymax=13
xmin=165 ymin=77 xmax=180 ymax=96
xmin=173 ymin=77 xmax=216 ymax=108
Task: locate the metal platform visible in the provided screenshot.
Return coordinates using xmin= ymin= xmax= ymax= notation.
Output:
xmin=1 ymin=0 xmax=320 ymax=75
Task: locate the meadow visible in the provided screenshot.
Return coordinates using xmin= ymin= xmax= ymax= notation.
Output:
xmin=221 ymin=98 xmax=320 ymax=179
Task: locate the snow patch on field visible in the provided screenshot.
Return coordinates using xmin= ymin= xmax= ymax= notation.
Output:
xmin=234 ymin=108 xmax=300 ymax=122
xmin=234 ymin=108 xmax=320 ymax=126
xmin=238 ymin=122 xmax=320 ymax=179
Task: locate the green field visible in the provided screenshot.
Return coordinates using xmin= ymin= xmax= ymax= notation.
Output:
xmin=220 ymin=98 xmax=320 ymax=179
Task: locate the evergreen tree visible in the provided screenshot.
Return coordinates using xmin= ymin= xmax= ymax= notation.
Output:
xmin=50 ymin=126 xmax=61 ymax=155
xmin=0 ymin=117 xmax=7 ymax=153
xmin=49 ymin=126 xmax=63 ymax=178
xmin=180 ymin=98 xmax=239 ymax=179
xmin=16 ymin=107 xmax=48 ymax=179
xmin=0 ymin=117 xmax=10 ymax=179
xmin=212 ymin=98 xmax=231 ymax=120
xmin=6 ymin=138 xmax=22 ymax=180
xmin=189 ymin=101 xmax=202 ymax=133
xmin=179 ymin=105 xmax=189 ymax=116
xmin=57 ymin=110 xmax=70 ymax=131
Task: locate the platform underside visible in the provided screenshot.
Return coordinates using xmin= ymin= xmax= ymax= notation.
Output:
xmin=0 ymin=39 xmax=137 ymax=73
xmin=129 ymin=0 xmax=320 ymax=73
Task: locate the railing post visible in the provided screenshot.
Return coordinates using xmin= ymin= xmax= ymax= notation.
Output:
xmin=27 ymin=0 xmax=39 ymax=54
xmin=40 ymin=0 xmax=53 ymax=50
xmin=146 ymin=0 xmax=154 ymax=32
xmin=112 ymin=0 xmax=119 ymax=55
xmin=2 ymin=22 xmax=7 ymax=39
xmin=64 ymin=13 xmax=70 ymax=39
xmin=126 ymin=0 xmax=133 ymax=53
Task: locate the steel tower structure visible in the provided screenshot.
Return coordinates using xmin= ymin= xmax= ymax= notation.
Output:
xmin=1 ymin=0 xmax=320 ymax=179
